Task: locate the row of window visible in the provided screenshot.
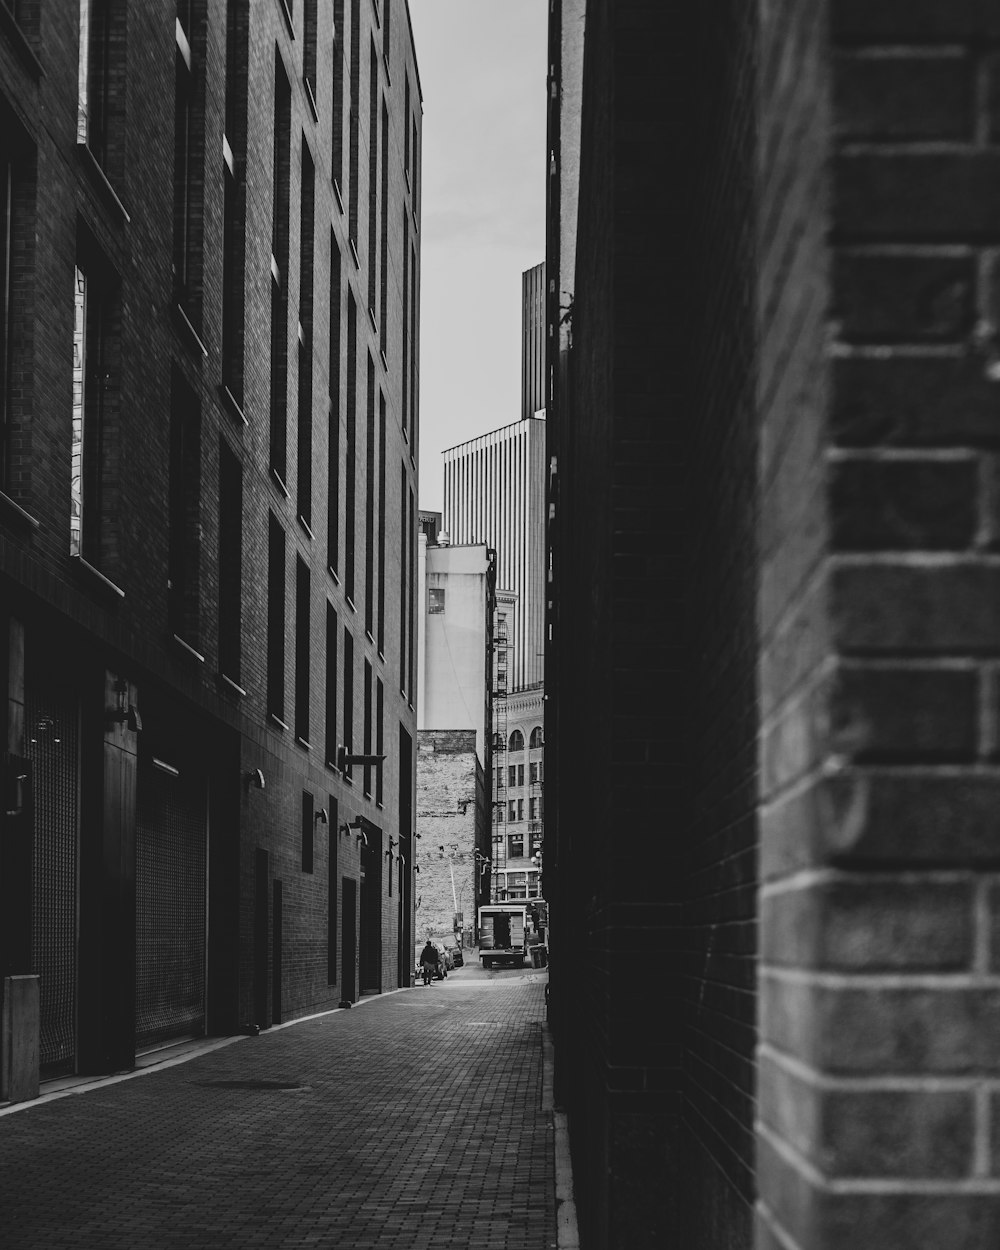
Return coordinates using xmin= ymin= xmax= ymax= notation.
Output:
xmin=507 ymin=761 xmax=544 ymax=788
xmin=501 ymin=797 xmax=543 ymax=824
xmin=507 ymin=726 xmax=543 ymax=752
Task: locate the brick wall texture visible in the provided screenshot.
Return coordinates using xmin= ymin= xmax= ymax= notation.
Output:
xmin=548 ymin=0 xmax=1000 ymax=1247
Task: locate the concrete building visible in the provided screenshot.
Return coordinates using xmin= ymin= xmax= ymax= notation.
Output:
xmin=546 ymin=2 xmax=1000 ymax=1248
xmin=0 ymin=0 xmax=421 ymax=1092
xmin=415 ymin=538 xmax=495 ymax=943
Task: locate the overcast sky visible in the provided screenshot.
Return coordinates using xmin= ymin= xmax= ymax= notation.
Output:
xmin=407 ymin=0 xmax=548 ymax=514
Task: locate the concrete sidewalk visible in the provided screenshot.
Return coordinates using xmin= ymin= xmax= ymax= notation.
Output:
xmin=0 ymin=969 xmax=561 ymax=1249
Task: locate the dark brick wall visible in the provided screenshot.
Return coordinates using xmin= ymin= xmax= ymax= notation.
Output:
xmin=1 ymin=0 xmax=420 ymax=1063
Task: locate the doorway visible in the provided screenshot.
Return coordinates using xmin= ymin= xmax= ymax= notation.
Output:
xmin=341 ymin=877 xmax=357 ymax=1003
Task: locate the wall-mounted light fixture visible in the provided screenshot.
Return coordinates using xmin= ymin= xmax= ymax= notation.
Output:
xmin=315 ymin=807 xmax=329 ymax=825
xmin=244 ymin=768 xmax=266 ymax=791
xmin=108 ymin=677 xmax=142 ymax=732
xmin=339 ymin=822 xmax=352 ymax=838
xmin=385 ymin=836 xmax=397 ymax=862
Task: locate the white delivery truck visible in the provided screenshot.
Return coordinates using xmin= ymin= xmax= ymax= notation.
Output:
xmin=477 ymin=903 xmax=529 ymax=969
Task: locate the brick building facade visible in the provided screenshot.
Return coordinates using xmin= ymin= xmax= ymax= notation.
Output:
xmin=547 ymin=1 xmax=1000 ymax=1247
xmin=0 ymin=0 xmax=421 ymax=1086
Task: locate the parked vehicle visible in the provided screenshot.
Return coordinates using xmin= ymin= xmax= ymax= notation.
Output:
xmin=445 ymin=943 xmax=464 ymax=968
xmin=477 ymin=904 xmax=528 ymax=969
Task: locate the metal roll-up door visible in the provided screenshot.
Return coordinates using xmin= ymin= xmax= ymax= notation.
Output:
xmin=135 ymin=759 xmax=206 ymax=1049
xmin=25 ymin=688 xmax=80 ymax=1076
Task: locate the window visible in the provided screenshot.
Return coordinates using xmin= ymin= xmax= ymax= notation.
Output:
xmin=295 ymin=556 xmax=311 ymax=742
xmin=375 ymin=677 xmax=384 ymax=805
xmin=376 ymin=390 xmax=386 ymax=653
xmin=332 ymin=0 xmax=344 ymax=194
xmin=348 ymin=0 xmax=360 ymax=241
xmin=508 ymin=729 xmax=524 ymax=753
xmin=173 ymin=8 xmax=205 ymax=325
xmin=327 ymin=793 xmax=338 ymax=982
xmin=342 ymin=627 xmax=354 ymax=778
xmin=345 ymin=293 xmax=357 ymax=601
xmin=77 ymin=0 xmax=119 ymax=171
xmin=408 ymin=485 xmax=415 ymax=694
xmin=0 ymin=136 xmax=31 ymax=499
xmin=367 ymin=40 xmax=378 ymax=319
xmin=428 ymin=587 xmax=445 ymax=615
xmin=529 ymin=797 xmax=538 ymax=821
xmin=218 ymin=439 xmax=242 ymax=683
xmin=168 ymin=372 xmax=202 ymax=643
xmin=70 ymin=253 xmax=119 ymax=570
xmin=401 ymin=210 xmax=408 ymax=437
xmin=507 ymin=764 xmax=516 ymax=788
xmin=529 ymin=828 xmax=543 ymax=857
xmin=529 ymin=761 xmax=539 ymax=784
xmin=409 ymin=241 xmax=417 ymax=442
xmin=398 ymin=462 xmax=407 ymax=690
xmin=507 ymin=833 xmax=524 ymax=859
xmin=297 ymin=139 xmax=315 ymax=528
xmin=364 ymin=353 xmax=375 ymax=634
xmin=325 ymin=602 xmax=338 ymax=766
xmin=328 ymin=231 xmax=342 ymax=574
xmin=267 ymin=513 xmax=286 ymax=721
xmin=530 ymin=725 xmax=544 ymax=749
xmin=363 ymin=658 xmax=372 ymax=796
xmin=517 ymin=764 xmax=524 ymax=787
xmin=379 ymin=98 xmax=388 ymax=355
xmin=221 ymin=162 xmax=245 ymax=399
xmin=302 ymin=790 xmax=314 ymax=873
xmin=517 ymin=798 xmax=524 ymax=822
xmin=270 ymin=52 xmax=292 ymax=481
xmin=302 ymin=0 xmax=318 ymax=113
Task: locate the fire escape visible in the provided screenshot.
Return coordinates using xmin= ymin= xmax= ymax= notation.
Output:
xmin=491 ymin=614 xmax=509 ymax=900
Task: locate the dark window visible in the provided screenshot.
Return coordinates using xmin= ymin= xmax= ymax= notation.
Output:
xmin=270 ymin=52 xmax=292 ymax=482
xmin=218 ymin=438 xmax=243 ymax=682
xmin=71 ymin=250 xmax=119 ymax=571
xmin=173 ymin=10 xmax=206 ymax=324
xmin=517 ymin=764 xmax=524 ymax=786
xmin=302 ymin=790 xmax=314 ymax=873
xmin=407 ymin=485 xmax=415 ymax=696
xmin=508 ymin=833 xmax=524 ymax=859
xmin=428 ymin=587 xmax=445 ymax=615
xmin=379 ymin=99 xmax=389 ymax=355
xmin=0 ymin=137 xmax=32 ymax=498
xmin=409 ymin=243 xmax=417 ymax=441
xmin=325 ymin=601 xmax=338 ymax=766
xmin=375 ymin=677 xmax=384 ymax=806
xmin=328 ymin=231 xmax=342 ymax=575
xmin=295 ymin=556 xmax=311 ymax=742
xmin=222 ymin=1 xmax=248 ymax=400
xmin=529 ymin=761 xmax=539 ymax=784
xmin=365 ymin=353 xmax=375 ymax=635
xmin=403 ymin=77 xmax=410 ymax=182
xmin=348 ymin=0 xmax=360 ymax=242
xmin=507 ymin=800 xmax=516 ymax=823
xmin=343 ymin=628 xmax=354 ymax=779
xmin=376 ymin=390 xmax=386 ymax=653
xmin=383 ymin=0 xmax=390 ymax=67
xmin=529 ymin=725 xmax=544 ymax=748
xmin=363 ymin=658 xmax=372 ymax=796
xmin=168 ymin=371 xmax=202 ymax=643
xmin=267 ymin=512 xmax=286 ymax=721
xmin=398 ymin=462 xmax=407 ymax=691
xmin=345 ymin=293 xmax=357 ymax=602
xmin=332 ymin=0 xmax=344 ymax=195
xmin=77 ymin=0 xmax=117 ymax=170
xmin=297 ymin=139 xmax=315 ymax=528
xmin=401 ymin=210 xmax=408 ymax=438
xmin=367 ymin=40 xmax=378 ymax=319
xmin=302 ymin=0 xmax=317 ymax=112
xmin=508 ymin=764 xmax=516 ymax=787
xmin=509 ymin=729 xmax=524 ymax=752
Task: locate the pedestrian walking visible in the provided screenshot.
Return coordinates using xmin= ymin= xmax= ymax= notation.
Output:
xmin=419 ymin=940 xmax=441 ymax=985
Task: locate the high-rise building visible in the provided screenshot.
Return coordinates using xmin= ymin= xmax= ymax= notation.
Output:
xmin=0 ymin=0 xmax=421 ymax=1092
xmin=522 ymin=261 xmax=547 ymax=421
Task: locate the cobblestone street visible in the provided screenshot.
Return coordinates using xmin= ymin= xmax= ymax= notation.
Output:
xmin=0 ymin=966 xmax=556 ymax=1249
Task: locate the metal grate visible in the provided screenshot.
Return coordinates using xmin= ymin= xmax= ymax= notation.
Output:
xmin=135 ymin=761 xmax=206 ymax=1049
xmin=25 ymin=687 xmax=80 ymax=1076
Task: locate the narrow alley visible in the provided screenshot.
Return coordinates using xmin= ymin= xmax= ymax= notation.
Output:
xmin=0 ymin=965 xmax=557 ymax=1250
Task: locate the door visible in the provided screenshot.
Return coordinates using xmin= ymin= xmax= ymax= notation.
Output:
xmin=254 ymin=849 xmax=268 ymax=1028
xmin=341 ymin=877 xmax=357 ymax=1003
xmin=272 ymin=879 xmax=282 ymax=1025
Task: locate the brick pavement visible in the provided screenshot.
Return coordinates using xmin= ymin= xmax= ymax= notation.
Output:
xmin=0 ymin=968 xmax=557 ymax=1250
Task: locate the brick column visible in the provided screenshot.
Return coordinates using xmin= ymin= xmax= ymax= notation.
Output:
xmin=759 ymin=3 xmax=1000 ymax=1246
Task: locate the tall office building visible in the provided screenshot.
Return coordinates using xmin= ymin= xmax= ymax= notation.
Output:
xmin=522 ymin=261 xmax=547 ymax=421
xmin=0 ymin=0 xmax=421 ymax=1091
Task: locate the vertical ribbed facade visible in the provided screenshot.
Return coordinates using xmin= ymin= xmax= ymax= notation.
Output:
xmin=442 ymin=419 xmax=545 ymax=694
xmin=521 ymin=261 xmax=546 ymax=421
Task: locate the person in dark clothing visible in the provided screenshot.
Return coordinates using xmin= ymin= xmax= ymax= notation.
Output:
xmin=420 ymin=940 xmax=441 ymax=984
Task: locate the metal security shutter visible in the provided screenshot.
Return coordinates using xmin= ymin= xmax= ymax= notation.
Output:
xmin=135 ymin=761 xmax=206 ymax=1049
xmin=25 ymin=688 xmax=79 ymax=1076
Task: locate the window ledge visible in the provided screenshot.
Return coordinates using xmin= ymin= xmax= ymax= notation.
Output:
xmin=70 ymin=555 xmax=125 ymax=600
xmin=270 ymin=468 xmax=290 ymax=498
xmin=368 ymin=307 xmax=378 ymax=335
xmin=216 ymin=672 xmax=246 ymax=698
xmin=298 ymin=515 xmax=315 ymax=541
xmin=382 ymin=52 xmax=391 ymax=87
xmin=304 ymin=77 xmax=319 ymax=124
xmin=76 ymin=144 xmax=130 ymax=224
xmin=172 ymin=301 xmax=209 ymax=359
xmin=219 ymin=383 xmax=249 ymax=426
xmin=269 ymin=713 xmax=290 ymax=732
xmin=295 ymin=735 xmax=312 ymax=751
xmin=171 ymin=633 xmax=205 ymax=663
xmin=0 ymin=491 xmax=39 ymax=532
xmin=345 ymin=595 xmax=356 ymax=613
xmin=277 ymin=0 xmax=295 ymax=39
xmin=0 ymin=6 xmax=42 ymax=80
xmin=379 ymin=348 xmax=388 ymax=371
xmin=333 ymin=179 xmax=344 ymax=214
xmin=349 ymin=238 xmax=360 ymax=270
xmin=328 ymin=565 xmax=340 ymax=585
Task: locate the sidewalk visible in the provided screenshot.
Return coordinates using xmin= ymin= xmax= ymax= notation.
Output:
xmin=0 ymin=962 xmax=562 ymax=1249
